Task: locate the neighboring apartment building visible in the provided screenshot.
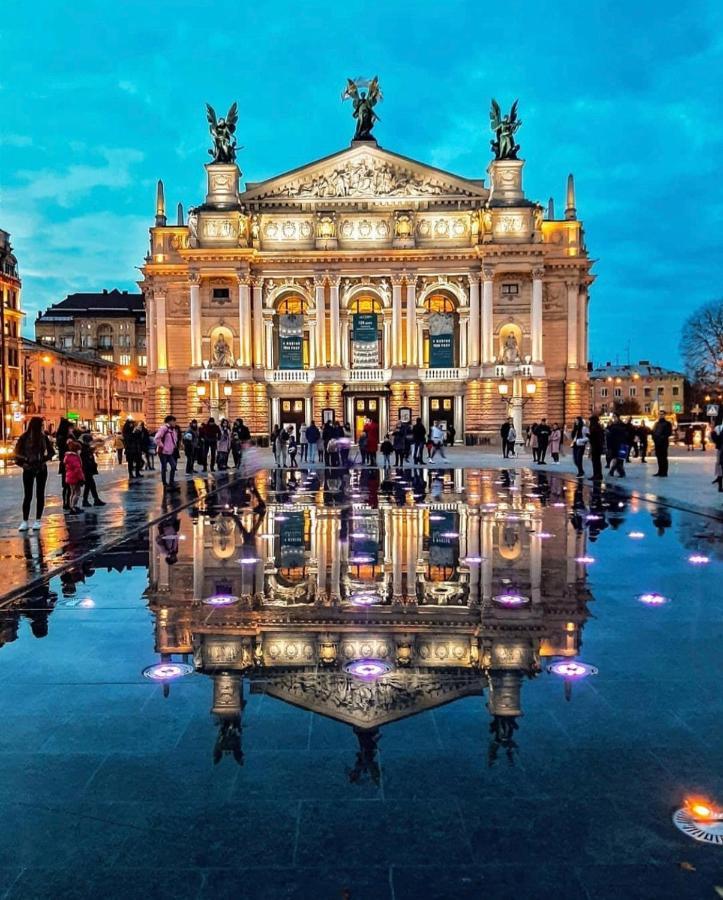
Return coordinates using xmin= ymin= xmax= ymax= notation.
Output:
xmin=0 ymin=229 xmax=24 ymax=439
xmin=590 ymin=361 xmax=686 ymax=416
xmin=22 ymin=338 xmax=146 ymax=433
xmin=35 ymin=289 xmax=147 ymax=370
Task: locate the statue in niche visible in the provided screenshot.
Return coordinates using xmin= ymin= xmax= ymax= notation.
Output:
xmin=212 ymin=334 xmax=235 ymax=367
xmin=187 ymin=208 xmax=199 ymax=247
xmin=341 ymin=76 xmax=383 ymax=141
xmin=206 ymin=102 xmax=238 ymax=164
xmin=501 ymin=332 xmax=521 ymax=364
xmin=489 ymin=99 xmax=522 ymax=161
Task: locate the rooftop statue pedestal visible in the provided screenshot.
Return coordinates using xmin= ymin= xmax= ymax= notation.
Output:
xmin=487 ymin=158 xmax=525 ymax=206
xmin=205 ymin=163 xmax=241 ymax=209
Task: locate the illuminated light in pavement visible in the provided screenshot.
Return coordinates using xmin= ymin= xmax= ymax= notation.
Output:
xmin=548 ymin=660 xmax=598 ymax=678
xmin=344 ymin=659 xmax=392 ymax=680
xmin=142 ymin=662 xmax=194 ymax=681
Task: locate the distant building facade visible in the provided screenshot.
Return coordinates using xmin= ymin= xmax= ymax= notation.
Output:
xmin=589 ymin=361 xmax=686 ymax=416
xmin=35 ymin=289 xmax=147 ymax=371
xmin=22 ymin=338 xmax=146 ymax=433
xmin=0 ymin=229 xmax=23 ymax=438
xmin=140 ymin=98 xmax=594 ymax=436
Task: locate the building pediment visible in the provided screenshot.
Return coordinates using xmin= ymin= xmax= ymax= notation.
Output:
xmin=242 ymin=144 xmax=488 ymax=206
xmin=258 ymin=669 xmax=484 ymax=728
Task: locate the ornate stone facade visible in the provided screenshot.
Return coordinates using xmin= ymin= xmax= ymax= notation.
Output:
xmin=141 ymin=125 xmax=594 ymax=438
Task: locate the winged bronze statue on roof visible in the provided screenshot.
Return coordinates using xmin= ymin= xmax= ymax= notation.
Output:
xmin=206 ymin=102 xmax=238 ymax=164
xmin=341 ymin=77 xmax=383 ymax=142
xmin=489 ymin=99 xmax=522 ymax=160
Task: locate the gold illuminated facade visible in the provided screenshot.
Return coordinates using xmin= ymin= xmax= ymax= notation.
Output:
xmin=142 ymin=125 xmax=594 ymax=439
xmin=0 ymin=229 xmax=23 ymax=438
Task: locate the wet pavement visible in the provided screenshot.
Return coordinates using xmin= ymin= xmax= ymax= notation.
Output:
xmin=0 ymin=465 xmax=722 ymax=899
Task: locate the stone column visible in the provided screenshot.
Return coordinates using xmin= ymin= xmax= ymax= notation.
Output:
xmin=468 ymin=274 xmax=480 ymax=366
xmin=578 ymin=289 xmax=587 ymax=370
xmin=405 ymin=274 xmax=416 ymax=367
xmin=531 ymin=267 xmax=544 ymax=363
xmin=341 ymin=319 xmax=350 ymax=369
xmin=147 ymin=291 xmax=157 ymax=371
xmin=155 ymin=289 xmax=168 ymax=371
xmin=251 ymin=277 xmax=264 ymax=369
xmin=265 ymin=321 xmax=274 ymax=369
xmin=391 ymin=274 xmax=403 ymax=366
xmin=453 ymin=395 xmax=463 ymax=441
xmin=238 ymin=276 xmax=252 ymax=366
xmin=566 ymin=280 xmax=579 ymax=369
xmin=481 ymin=265 xmax=494 ymax=364
xmin=459 ymin=318 xmax=468 ymax=367
xmin=314 ymin=274 xmax=326 ymax=367
xmin=383 ymin=317 xmax=391 ymax=369
xmin=189 ymin=274 xmax=202 ymax=367
xmin=329 ymin=275 xmax=340 ymax=366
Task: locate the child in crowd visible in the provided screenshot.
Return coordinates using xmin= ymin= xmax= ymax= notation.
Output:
xmin=380 ymin=434 xmax=393 ymax=468
xmin=288 ymin=431 xmax=298 ymax=468
xmin=63 ymin=440 xmax=85 ymax=514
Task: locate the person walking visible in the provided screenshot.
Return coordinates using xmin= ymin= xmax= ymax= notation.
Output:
xmin=536 ymin=418 xmax=551 ymax=464
xmin=56 ymin=417 xmax=72 ymax=510
xmin=624 ymin=417 xmax=636 ymax=462
xmin=15 ymin=416 xmax=55 ymax=531
xmin=125 ymin=423 xmax=144 ymax=479
xmin=606 ymin=414 xmax=628 ymax=478
xmin=429 ymin=422 xmax=447 ymax=461
xmin=203 ymin=417 xmax=220 ymax=472
xmin=380 ymin=433 xmax=393 ymax=467
xmin=446 ymin=423 xmax=456 ymax=447
xmin=549 ymin=423 xmax=562 ymax=463
xmin=288 ymin=428 xmax=298 ymax=468
xmin=305 ymin=421 xmax=320 ymax=463
xmin=275 ymin=423 xmax=290 ymax=467
xmin=711 ymin=416 xmax=723 ymax=492
xmin=570 ymin=416 xmax=589 ymax=477
xmin=358 ymin=428 xmax=369 ymax=465
xmin=217 ymin=419 xmax=232 ymax=470
xmin=588 ymin=415 xmax=605 ymax=482
xmin=63 ymin=440 xmax=85 ymax=514
xmin=141 ymin=424 xmax=155 ymax=470
xmin=322 ymin=419 xmax=336 ymax=466
xmin=113 ymin=432 xmax=124 ymax=465
xmin=80 ymin=434 xmax=105 ymax=507
xmin=155 ymin=414 xmax=179 ymax=490
xmin=183 ymin=420 xmax=199 ymax=474
xmin=500 ymin=418 xmax=512 ymax=458
xmin=340 ymin=422 xmax=352 ymax=467
xmin=299 ymin=422 xmax=308 ymax=463
xmin=412 ymin=417 xmax=427 ymax=464
xmin=393 ymin=426 xmax=406 ymax=466
xmin=652 ymin=411 xmax=673 ymax=477
xmin=506 ymin=423 xmax=517 ymax=457
xmin=231 ymin=418 xmax=251 ymax=469
xmin=529 ymin=423 xmax=540 ymax=462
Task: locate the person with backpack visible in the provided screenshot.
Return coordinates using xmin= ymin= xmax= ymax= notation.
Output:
xmin=15 ymin=417 xmax=56 ymax=531
xmin=155 ymin=414 xmax=179 ymax=490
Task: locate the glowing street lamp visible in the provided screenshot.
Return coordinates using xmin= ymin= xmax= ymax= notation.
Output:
xmin=196 ymin=381 xmax=207 ymax=398
xmin=525 ymin=377 xmax=537 ymax=396
xmin=497 ymin=379 xmax=510 ymax=397
xmin=222 ymin=378 xmax=233 ymax=398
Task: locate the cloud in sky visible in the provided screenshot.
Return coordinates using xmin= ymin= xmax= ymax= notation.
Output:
xmin=1 ymin=0 xmax=722 ymax=367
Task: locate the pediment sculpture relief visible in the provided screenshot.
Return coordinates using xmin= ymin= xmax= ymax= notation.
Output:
xmin=259 ymin=158 xmax=473 ymax=200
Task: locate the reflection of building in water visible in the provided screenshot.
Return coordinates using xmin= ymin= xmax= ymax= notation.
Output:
xmin=147 ymin=470 xmax=593 ymax=765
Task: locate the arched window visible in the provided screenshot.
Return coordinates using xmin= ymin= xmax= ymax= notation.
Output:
xmin=422 ymin=292 xmax=458 ymax=368
xmin=349 ymin=293 xmax=384 ymax=369
xmin=275 ymin=293 xmax=309 ymax=369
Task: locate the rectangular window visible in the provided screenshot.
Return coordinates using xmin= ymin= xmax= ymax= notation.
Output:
xmin=629 ymin=387 xmax=637 ymax=397
xmin=644 ymin=388 xmax=652 ymax=398
xmin=212 ymin=288 xmax=230 ymax=303
xmin=644 ymin=403 xmax=651 ymax=413
xmin=614 ymin=387 xmax=622 ymax=398
xmin=119 ymin=354 xmax=131 ymax=365
xmin=137 ymin=355 xmax=147 ymax=367
xmin=600 ymin=387 xmax=608 ymax=398
xmin=672 ymin=386 xmax=679 ymax=396
xmin=501 ymin=283 xmax=519 ymax=295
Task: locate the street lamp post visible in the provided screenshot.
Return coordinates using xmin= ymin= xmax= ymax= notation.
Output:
xmin=498 ymin=370 xmax=537 ymax=448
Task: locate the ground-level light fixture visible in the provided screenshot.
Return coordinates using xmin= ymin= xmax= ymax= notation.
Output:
xmin=548 ymin=660 xmax=598 ymax=679
xmin=142 ymin=661 xmax=194 ymax=681
xmin=344 ymin=659 xmax=392 ymax=680
xmin=672 ymin=796 xmax=723 ymax=845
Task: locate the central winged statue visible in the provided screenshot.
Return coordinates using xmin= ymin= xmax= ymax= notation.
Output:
xmin=341 ymin=77 xmax=383 ymax=142
xmin=489 ymin=99 xmax=522 ymax=161
xmin=206 ymin=102 xmax=238 ymax=164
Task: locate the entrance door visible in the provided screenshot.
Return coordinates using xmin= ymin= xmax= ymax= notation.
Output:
xmin=353 ymin=396 xmax=380 ymax=441
xmin=429 ymin=397 xmax=454 ymax=438
xmin=279 ymin=397 xmax=306 ymax=439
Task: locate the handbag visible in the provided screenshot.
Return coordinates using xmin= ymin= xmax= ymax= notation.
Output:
xmin=617 ymin=444 xmax=629 ymax=460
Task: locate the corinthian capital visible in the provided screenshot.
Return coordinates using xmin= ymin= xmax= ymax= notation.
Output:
xmin=188 ymin=271 xmax=201 ymax=286
xmin=467 ymin=272 xmax=481 ymax=286
xmin=532 ymin=266 xmax=545 ymax=280
xmin=390 ymin=273 xmax=405 ymax=287
xmin=482 ymin=264 xmax=495 ymax=281
xmin=313 ymin=273 xmax=326 ymax=288
xmin=327 ymin=273 xmax=341 ymax=288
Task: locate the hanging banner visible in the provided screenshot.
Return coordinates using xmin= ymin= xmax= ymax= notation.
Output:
xmin=429 ymin=511 xmax=458 ymax=568
xmin=279 ymin=314 xmax=303 ymax=369
xmin=352 ymin=313 xmax=379 ymax=368
xmin=429 ymin=312 xmax=455 ymax=368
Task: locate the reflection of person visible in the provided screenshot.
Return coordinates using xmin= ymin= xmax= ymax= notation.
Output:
xmin=14 ymin=416 xmax=55 ymax=531
xmin=156 ymin=514 xmax=180 ymax=564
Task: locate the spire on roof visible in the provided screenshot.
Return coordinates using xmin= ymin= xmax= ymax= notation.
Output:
xmin=155 ymin=180 xmax=166 ymax=226
xmin=565 ymin=173 xmax=576 ymax=220
xmin=546 ymin=196 xmax=555 ymax=220
xmin=176 ymin=202 xmax=184 ymax=226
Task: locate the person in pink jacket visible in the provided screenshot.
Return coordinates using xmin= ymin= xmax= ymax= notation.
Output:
xmin=154 ymin=415 xmax=179 ymax=490
xmin=63 ymin=440 xmax=85 ymax=514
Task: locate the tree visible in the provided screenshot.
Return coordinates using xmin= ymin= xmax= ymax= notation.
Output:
xmin=614 ymin=398 xmax=641 ymax=416
xmin=680 ymin=298 xmax=723 ymax=388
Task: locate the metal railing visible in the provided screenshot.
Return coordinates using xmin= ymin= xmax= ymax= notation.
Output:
xmin=266 ymin=369 xmax=315 ymax=383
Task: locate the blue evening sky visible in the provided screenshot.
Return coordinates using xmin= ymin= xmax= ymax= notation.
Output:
xmin=2 ymin=0 xmax=721 ymax=368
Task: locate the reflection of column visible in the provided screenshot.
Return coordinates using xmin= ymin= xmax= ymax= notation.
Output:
xmin=566 ymin=519 xmax=577 ymax=584
xmin=530 ymin=523 xmax=542 ymax=604
xmin=317 ymin=515 xmax=327 ymax=600
xmin=481 ymin=518 xmax=493 ymax=601
xmin=405 ymin=275 xmax=416 ymax=366
xmin=193 ymin=517 xmax=204 ymax=600
xmin=566 ymin=280 xmax=578 ymax=369
xmin=329 ymin=275 xmax=340 ymax=366
xmin=238 ymin=276 xmax=252 ymax=366
xmin=467 ymin=511 xmax=480 ymax=604
xmin=330 ymin=514 xmax=341 ymax=601
xmin=156 ymin=290 xmax=168 ymax=371
xmin=391 ymin=275 xmax=403 ymax=366
xmin=392 ymin=511 xmax=403 ymax=600
xmin=481 ymin=265 xmax=494 ymax=363
xmin=531 ymin=267 xmax=544 ymax=363
xmin=468 ymin=274 xmax=480 ymax=366
xmin=251 ymin=277 xmax=264 ymax=368
xmin=314 ymin=274 xmax=326 ymax=367
xmin=189 ymin=275 xmax=201 ymax=367
xmin=405 ymin=511 xmax=417 ymax=602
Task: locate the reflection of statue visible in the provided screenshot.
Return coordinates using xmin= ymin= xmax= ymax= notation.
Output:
xmin=206 ymin=102 xmax=238 ymax=163
xmin=341 ymin=76 xmax=383 ymax=141
xmin=212 ymin=334 xmax=234 ymax=367
xmin=489 ymin=99 xmax=522 ymax=160
xmin=501 ymin=332 xmax=521 ymax=363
